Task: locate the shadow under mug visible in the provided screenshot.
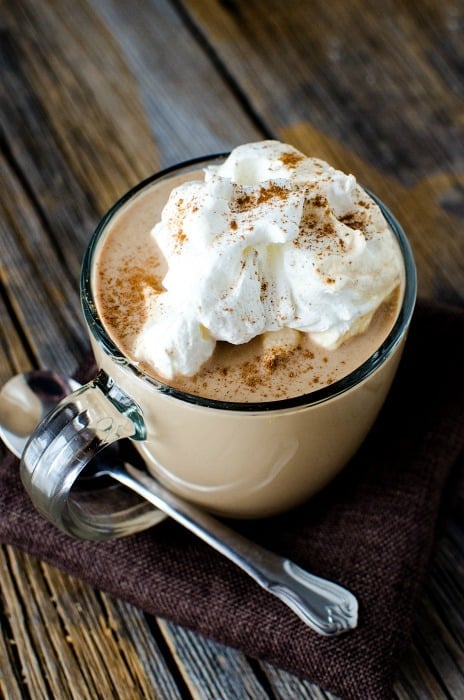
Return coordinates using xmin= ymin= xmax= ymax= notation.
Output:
xmin=20 ymin=155 xmax=417 ymax=540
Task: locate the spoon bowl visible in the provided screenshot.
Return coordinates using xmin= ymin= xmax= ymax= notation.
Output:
xmin=0 ymin=371 xmax=80 ymax=458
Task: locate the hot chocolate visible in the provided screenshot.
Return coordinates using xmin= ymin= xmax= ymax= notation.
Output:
xmin=19 ymin=143 xmax=415 ymax=522
xmin=94 ymin=142 xmax=404 ymax=403
xmin=70 ymin=141 xmax=415 ymax=517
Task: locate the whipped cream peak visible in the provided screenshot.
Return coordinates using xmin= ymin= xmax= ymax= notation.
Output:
xmin=134 ymin=141 xmax=403 ymax=379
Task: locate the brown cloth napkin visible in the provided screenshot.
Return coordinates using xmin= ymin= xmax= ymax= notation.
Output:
xmin=1 ymin=299 xmax=464 ymax=700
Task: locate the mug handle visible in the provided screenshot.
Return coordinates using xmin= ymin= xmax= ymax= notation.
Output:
xmin=20 ymin=370 xmax=166 ymax=540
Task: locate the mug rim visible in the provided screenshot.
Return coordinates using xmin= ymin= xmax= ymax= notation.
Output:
xmin=81 ymin=153 xmax=417 ymax=413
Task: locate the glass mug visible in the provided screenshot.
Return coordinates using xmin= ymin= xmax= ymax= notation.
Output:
xmin=21 ymin=155 xmax=417 ymax=540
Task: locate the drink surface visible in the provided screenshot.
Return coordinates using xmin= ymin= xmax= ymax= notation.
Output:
xmin=93 ymin=168 xmax=402 ymax=402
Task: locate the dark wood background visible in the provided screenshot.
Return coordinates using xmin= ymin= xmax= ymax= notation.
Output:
xmin=1 ymin=1 xmax=463 ymax=698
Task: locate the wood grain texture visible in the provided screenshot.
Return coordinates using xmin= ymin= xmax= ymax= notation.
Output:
xmin=1 ymin=0 xmax=463 ymax=698
xmin=159 ymin=620 xmax=271 ymax=699
xmin=0 ymin=292 xmax=32 ymax=382
xmin=0 ymin=154 xmax=86 ymax=375
xmin=180 ymin=0 xmax=464 ymax=178
xmin=259 ymin=663 xmax=336 ymax=700
xmin=0 ymin=546 xmax=188 ymax=699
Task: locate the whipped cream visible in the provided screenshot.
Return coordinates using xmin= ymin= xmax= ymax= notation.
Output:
xmin=134 ymin=141 xmax=403 ymax=379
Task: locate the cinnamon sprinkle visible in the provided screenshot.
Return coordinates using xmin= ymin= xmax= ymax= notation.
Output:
xmin=233 ymin=183 xmax=290 ymax=212
xmin=339 ymin=212 xmax=365 ymax=230
xmin=278 ymin=151 xmax=304 ymax=168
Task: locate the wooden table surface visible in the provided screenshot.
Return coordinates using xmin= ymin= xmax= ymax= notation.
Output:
xmin=1 ymin=1 xmax=463 ymax=698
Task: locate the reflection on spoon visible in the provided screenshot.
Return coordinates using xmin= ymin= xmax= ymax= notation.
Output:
xmin=0 ymin=370 xmax=358 ymax=636
xmin=0 ymin=371 xmax=79 ymax=448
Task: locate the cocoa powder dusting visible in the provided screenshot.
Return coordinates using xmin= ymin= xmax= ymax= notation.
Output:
xmin=99 ymin=256 xmax=163 ymax=339
xmin=233 ymin=183 xmax=290 ymax=213
xmin=175 ymin=228 xmax=188 ymax=248
xmin=240 ymin=361 xmax=262 ymax=389
xmin=310 ymin=194 xmax=327 ymax=208
xmin=339 ymin=212 xmax=365 ymax=230
xmin=278 ymin=151 xmax=304 ymax=168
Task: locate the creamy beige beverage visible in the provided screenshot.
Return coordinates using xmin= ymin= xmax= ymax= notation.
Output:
xmin=70 ymin=141 xmax=415 ymax=518
xmin=94 ymin=144 xmax=403 ymax=403
xmin=18 ymin=142 xmax=415 ymax=528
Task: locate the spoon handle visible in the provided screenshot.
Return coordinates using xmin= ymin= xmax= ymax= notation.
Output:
xmin=109 ymin=463 xmax=358 ymax=636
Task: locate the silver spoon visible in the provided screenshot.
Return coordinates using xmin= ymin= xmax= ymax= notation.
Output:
xmin=0 ymin=370 xmax=358 ymax=636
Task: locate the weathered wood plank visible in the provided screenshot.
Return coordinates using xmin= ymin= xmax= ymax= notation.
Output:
xmin=0 ymin=154 xmax=87 ymax=375
xmin=259 ymin=663 xmax=336 ymax=699
xmin=90 ymin=0 xmax=263 ymax=162
xmin=412 ymin=597 xmax=464 ymax=699
xmin=1 ymin=546 xmax=66 ymax=698
xmin=429 ymin=518 xmax=464 ymax=652
xmin=39 ymin=561 xmax=141 ymax=699
xmin=409 ymin=510 xmax=464 ymax=699
xmin=0 ymin=294 xmax=32 ymax=384
xmin=1 ymin=545 xmax=189 ymax=699
xmin=0 ymin=594 xmax=25 ymax=700
xmin=393 ymin=643 xmax=449 ymax=700
xmin=180 ymin=0 xmax=464 ymax=179
xmin=158 ymin=619 xmax=270 ymax=699
xmin=393 ymin=501 xmax=464 ymax=699
xmin=103 ymin=600 xmax=186 ymax=699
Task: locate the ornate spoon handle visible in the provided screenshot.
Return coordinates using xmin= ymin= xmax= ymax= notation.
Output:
xmin=110 ymin=463 xmax=358 ymax=636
